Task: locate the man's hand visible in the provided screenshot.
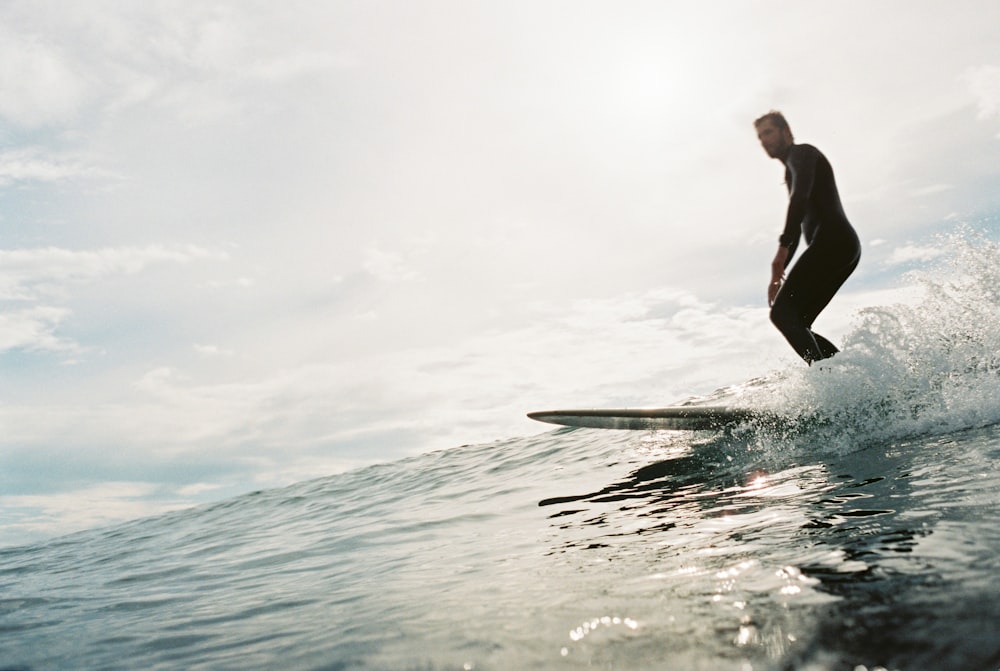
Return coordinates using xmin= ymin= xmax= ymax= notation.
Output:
xmin=768 ymin=245 xmax=790 ymax=306
xmin=768 ymin=279 xmax=782 ymax=306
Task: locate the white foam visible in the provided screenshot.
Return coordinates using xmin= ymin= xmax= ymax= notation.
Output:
xmin=739 ymin=227 xmax=1000 ymax=452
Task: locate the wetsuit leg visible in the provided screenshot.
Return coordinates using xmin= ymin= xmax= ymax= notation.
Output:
xmin=770 ymin=236 xmax=860 ymax=363
xmin=812 ymin=333 xmax=840 ymax=359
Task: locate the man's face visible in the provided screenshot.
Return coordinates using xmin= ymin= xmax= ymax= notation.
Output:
xmin=756 ymin=120 xmax=792 ymax=159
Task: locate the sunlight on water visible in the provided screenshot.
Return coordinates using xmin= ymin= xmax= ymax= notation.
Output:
xmin=567 ymin=614 xmax=640 ymax=643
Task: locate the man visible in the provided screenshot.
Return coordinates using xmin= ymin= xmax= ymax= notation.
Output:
xmin=755 ymin=110 xmax=861 ymax=364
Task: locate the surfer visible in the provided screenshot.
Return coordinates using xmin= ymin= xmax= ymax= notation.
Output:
xmin=755 ymin=111 xmax=861 ymax=364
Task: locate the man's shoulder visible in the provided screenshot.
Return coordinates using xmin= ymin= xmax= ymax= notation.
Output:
xmin=789 ymin=143 xmax=821 ymax=158
xmin=785 ymin=143 xmax=824 ymax=169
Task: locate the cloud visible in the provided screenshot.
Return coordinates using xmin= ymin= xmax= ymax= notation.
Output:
xmin=0 ymin=245 xmax=230 ymax=360
xmin=0 ymin=482 xmax=198 ymax=544
xmin=363 ymin=246 xmax=421 ymax=283
xmin=2 ymin=281 xmax=781 ymax=454
xmin=0 ymin=306 xmax=76 ymax=353
xmin=883 ymin=244 xmax=947 ymax=267
xmin=0 ymin=245 xmax=228 ymax=300
xmin=964 ymin=64 xmax=1000 ymax=122
xmin=0 ymin=26 xmax=89 ymax=127
xmin=909 ymin=183 xmax=954 ymax=197
xmin=42 ymin=4 xmax=349 ymax=128
xmin=0 ymin=148 xmax=111 ymax=186
xmin=194 ymin=343 xmax=235 ymax=358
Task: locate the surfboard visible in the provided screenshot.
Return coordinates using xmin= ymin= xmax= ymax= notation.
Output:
xmin=527 ymin=405 xmax=762 ymax=431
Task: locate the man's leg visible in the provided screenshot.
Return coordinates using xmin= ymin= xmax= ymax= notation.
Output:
xmin=812 ymin=332 xmax=840 ymax=359
xmin=770 ymin=295 xmax=822 ymax=363
xmin=770 ymin=241 xmax=859 ymax=363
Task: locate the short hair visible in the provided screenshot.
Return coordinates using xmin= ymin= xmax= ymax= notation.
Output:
xmin=754 ymin=110 xmax=794 ymax=141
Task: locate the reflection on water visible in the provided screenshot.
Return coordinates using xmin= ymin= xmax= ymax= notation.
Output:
xmin=538 ymin=424 xmax=1000 ymax=670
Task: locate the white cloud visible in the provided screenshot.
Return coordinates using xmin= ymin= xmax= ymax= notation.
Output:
xmin=884 ymin=244 xmax=947 ymax=267
xmin=0 ymin=306 xmax=76 ymax=353
xmin=363 ymin=247 xmax=421 ymax=283
xmin=206 ymin=276 xmax=255 ymax=289
xmin=194 ymin=343 xmax=235 ymax=358
xmin=0 ymin=26 xmax=89 ymax=127
xmin=964 ymin=64 xmax=1000 ymax=121
xmin=0 ymin=148 xmax=110 ymax=185
xmin=4 ymin=284 xmax=785 ymax=460
xmin=0 ymin=482 xmax=191 ymax=543
xmin=250 ymin=50 xmax=355 ymax=81
xmin=0 ymin=244 xmax=230 ymax=360
xmin=65 ymin=4 xmax=348 ymax=128
xmin=909 ymin=183 xmax=954 ymax=197
xmin=0 ymin=245 xmax=227 ymax=300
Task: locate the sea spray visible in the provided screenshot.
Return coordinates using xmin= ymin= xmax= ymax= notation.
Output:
xmin=711 ymin=226 xmax=1000 ymax=455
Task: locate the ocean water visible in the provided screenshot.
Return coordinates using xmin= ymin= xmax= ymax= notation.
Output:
xmin=3 ymin=231 xmax=1000 ymax=671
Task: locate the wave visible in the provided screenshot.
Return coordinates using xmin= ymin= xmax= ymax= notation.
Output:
xmin=676 ymin=227 xmax=1000 ymax=456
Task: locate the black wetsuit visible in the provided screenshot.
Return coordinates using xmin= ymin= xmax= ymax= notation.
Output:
xmin=770 ymin=143 xmax=860 ymax=363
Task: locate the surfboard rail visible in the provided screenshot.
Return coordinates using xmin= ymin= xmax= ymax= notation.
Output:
xmin=527 ymin=405 xmax=763 ymax=431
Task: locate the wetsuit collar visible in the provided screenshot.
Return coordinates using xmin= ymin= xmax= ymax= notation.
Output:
xmin=777 ymin=141 xmax=794 ymax=164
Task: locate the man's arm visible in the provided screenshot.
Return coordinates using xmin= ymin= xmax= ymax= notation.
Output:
xmin=768 ymin=145 xmax=818 ymax=305
xmin=768 ymin=245 xmax=789 ymax=306
xmin=779 ymin=145 xmax=819 ymax=261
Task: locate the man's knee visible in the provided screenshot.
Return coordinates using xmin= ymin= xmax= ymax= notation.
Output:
xmin=769 ymin=301 xmax=793 ymax=332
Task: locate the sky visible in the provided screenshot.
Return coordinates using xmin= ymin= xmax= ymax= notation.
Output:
xmin=1 ymin=0 xmax=999 ymax=546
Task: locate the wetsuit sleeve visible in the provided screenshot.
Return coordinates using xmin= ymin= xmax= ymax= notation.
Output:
xmin=779 ymin=146 xmax=818 ymax=266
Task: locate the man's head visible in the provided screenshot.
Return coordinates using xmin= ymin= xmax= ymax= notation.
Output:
xmin=754 ymin=110 xmax=794 ymax=160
